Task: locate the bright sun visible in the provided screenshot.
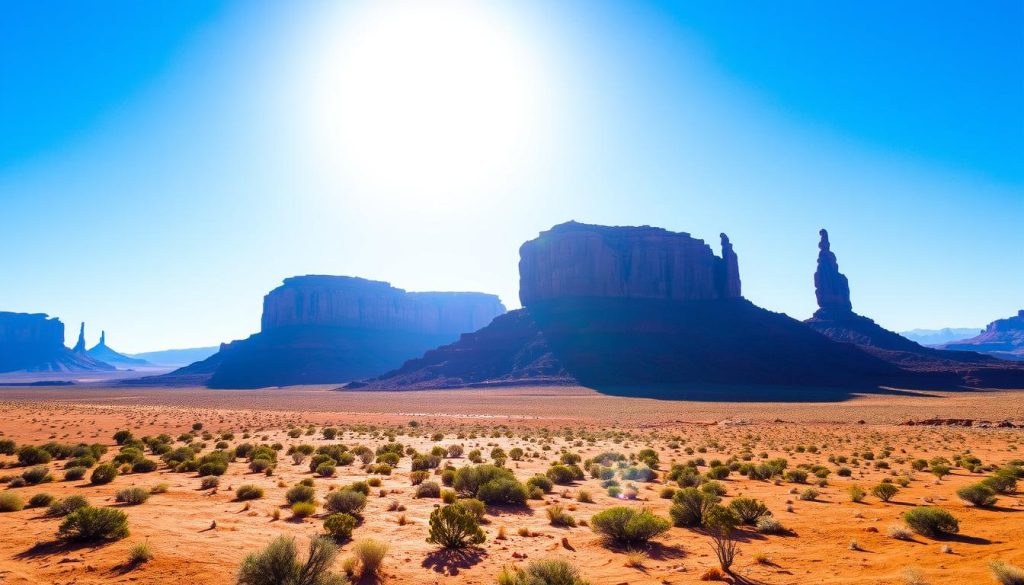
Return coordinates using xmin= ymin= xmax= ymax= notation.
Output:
xmin=302 ymin=0 xmax=552 ymax=201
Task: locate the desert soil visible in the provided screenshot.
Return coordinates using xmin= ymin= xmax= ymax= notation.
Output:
xmin=0 ymin=384 xmax=1022 ymax=585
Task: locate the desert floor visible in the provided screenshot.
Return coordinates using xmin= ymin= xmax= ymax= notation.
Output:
xmin=0 ymin=384 xmax=1022 ymax=585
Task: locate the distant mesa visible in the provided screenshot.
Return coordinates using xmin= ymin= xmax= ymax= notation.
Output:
xmin=357 ymin=221 xmax=1024 ymax=392
xmin=86 ymin=329 xmax=151 ymax=368
xmin=134 ymin=275 xmax=506 ymax=388
xmin=939 ymin=310 xmax=1024 ymax=361
xmin=0 ymin=313 xmax=114 ymax=373
xmin=803 ymin=230 xmax=1024 ymax=382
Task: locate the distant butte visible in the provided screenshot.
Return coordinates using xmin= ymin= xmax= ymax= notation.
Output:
xmin=0 ymin=313 xmax=113 ymax=373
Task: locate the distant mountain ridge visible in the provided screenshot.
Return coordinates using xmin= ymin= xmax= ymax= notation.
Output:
xmin=127 ymin=346 xmax=219 ymax=367
xmin=900 ymin=328 xmax=981 ymax=346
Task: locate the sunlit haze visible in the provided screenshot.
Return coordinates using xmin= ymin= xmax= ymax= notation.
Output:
xmin=1 ymin=1 xmax=1021 ymax=353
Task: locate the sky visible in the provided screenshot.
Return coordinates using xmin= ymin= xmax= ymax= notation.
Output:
xmin=1 ymin=0 xmax=1021 ymax=353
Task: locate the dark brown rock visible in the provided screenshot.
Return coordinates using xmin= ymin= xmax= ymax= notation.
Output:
xmin=518 ymin=222 xmax=741 ymax=306
xmin=813 ymin=229 xmax=853 ymax=316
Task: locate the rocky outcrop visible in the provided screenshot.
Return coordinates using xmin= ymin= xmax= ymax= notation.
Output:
xmin=362 ymin=221 xmax=1024 ymax=392
xmin=804 ymin=232 xmax=1024 ymax=385
xmin=134 ymin=276 xmax=506 ymax=388
xmin=0 ymin=312 xmax=114 ymax=373
xmin=940 ymin=310 xmax=1024 ymax=360
xmin=518 ymin=222 xmax=741 ymax=306
xmin=261 ymin=276 xmax=504 ymax=337
xmin=87 ymin=331 xmax=151 ymax=368
xmin=813 ymin=229 xmax=852 ymax=317
xmin=71 ymin=323 xmax=87 ymax=353
xmin=350 ymin=309 xmax=573 ymax=389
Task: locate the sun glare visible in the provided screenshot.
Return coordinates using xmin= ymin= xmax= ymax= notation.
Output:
xmin=301 ymin=0 xmax=552 ymax=203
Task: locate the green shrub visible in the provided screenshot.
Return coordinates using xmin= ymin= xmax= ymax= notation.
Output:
xmin=64 ymin=466 xmax=87 ymax=481
xmin=291 ymin=501 xmax=316 ymax=518
xmin=669 ymin=488 xmax=718 ymax=527
xmin=17 ymin=445 xmax=51 ymax=466
xmin=526 ymin=475 xmax=553 ymax=493
xmin=590 ymin=507 xmax=670 ymax=546
xmin=285 ymin=484 xmax=316 ymax=505
xmin=0 ymin=439 xmax=15 ymax=455
xmin=21 ymin=465 xmax=52 ymax=485
xmin=784 ymin=469 xmax=808 ymax=483
xmin=416 ymin=481 xmax=441 ymax=498
xmin=113 ymin=430 xmax=133 ymax=445
xmin=798 ymin=488 xmax=819 ymax=501
xmin=324 ymin=489 xmax=365 ymax=515
xmin=426 ymin=504 xmax=485 ymax=549
xmin=871 ymin=483 xmax=900 ymax=502
xmin=477 ymin=477 xmax=528 ymax=506
xmin=237 ymin=536 xmax=342 ymax=585
xmin=89 ymin=463 xmax=118 ymax=485
xmin=47 ymin=495 xmax=88 ymax=516
xmin=957 ymin=483 xmax=998 ymax=507
xmin=546 ymin=504 xmax=576 ymax=527
xmin=453 ymin=464 xmax=512 ymax=496
xmin=236 ymin=485 xmax=264 ymax=501
xmin=132 ymin=459 xmax=159 ymax=473
xmin=455 ymin=498 xmax=486 ymax=522
xmin=200 ymin=476 xmax=220 ymax=490
xmin=982 ymin=468 xmax=1018 ymax=494
xmin=497 ymin=558 xmax=590 ymax=585
xmin=756 ymin=516 xmax=785 ymax=534
xmin=903 ymin=507 xmax=959 ymax=537
xmin=728 ymin=498 xmax=771 ymax=525
xmin=115 ymin=487 xmax=150 ymax=505
xmin=323 ymin=513 xmax=356 ymax=541
xmin=28 ymin=492 xmax=55 ymax=508
xmin=0 ymin=492 xmax=24 ymax=512
xmin=546 ymin=465 xmax=577 ymax=485
xmin=352 ymin=538 xmax=388 ymax=578
xmin=849 ymin=484 xmax=866 ymax=503
xmin=58 ymin=507 xmax=130 ymax=541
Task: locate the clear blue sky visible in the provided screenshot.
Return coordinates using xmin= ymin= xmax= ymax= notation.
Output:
xmin=2 ymin=0 xmax=1021 ymax=353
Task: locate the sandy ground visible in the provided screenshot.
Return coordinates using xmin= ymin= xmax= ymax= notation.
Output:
xmin=0 ymin=385 xmax=1022 ymax=585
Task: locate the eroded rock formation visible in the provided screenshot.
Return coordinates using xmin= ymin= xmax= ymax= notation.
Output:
xmin=813 ymin=229 xmax=852 ymax=316
xmin=804 ymin=232 xmax=1024 ymax=385
xmin=940 ymin=310 xmax=1024 ymax=361
xmin=137 ymin=276 xmax=506 ymax=388
xmin=87 ymin=331 xmax=150 ymax=368
xmin=362 ymin=221 xmax=1024 ymax=391
xmin=518 ymin=222 xmax=741 ymax=306
xmin=0 ymin=312 xmax=113 ymax=373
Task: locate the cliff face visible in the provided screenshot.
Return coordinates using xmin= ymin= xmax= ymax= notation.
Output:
xmin=0 ymin=312 xmax=114 ymax=373
xmin=940 ymin=310 xmax=1024 ymax=360
xmin=518 ymin=222 xmax=741 ymax=306
xmin=804 ymin=232 xmax=1024 ymax=383
xmin=140 ymin=276 xmax=506 ymax=388
xmin=261 ymin=276 xmax=504 ymax=336
xmin=362 ymin=221 xmax=1024 ymax=392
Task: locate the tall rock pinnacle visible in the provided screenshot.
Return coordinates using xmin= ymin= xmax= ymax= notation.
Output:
xmin=72 ymin=322 xmax=87 ymax=353
xmin=99 ymin=330 xmax=106 ymax=348
xmin=720 ymin=233 xmax=742 ymax=298
xmin=814 ymin=229 xmax=852 ymax=316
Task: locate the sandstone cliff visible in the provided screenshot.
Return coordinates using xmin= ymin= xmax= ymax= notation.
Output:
xmin=940 ymin=310 xmax=1024 ymax=360
xmin=804 ymin=232 xmax=1024 ymax=384
xmin=261 ymin=276 xmax=504 ymax=336
xmin=362 ymin=222 xmax=1024 ymax=392
xmin=518 ymin=221 xmax=741 ymax=306
xmin=0 ymin=312 xmax=114 ymax=373
xmin=137 ymin=276 xmax=506 ymax=388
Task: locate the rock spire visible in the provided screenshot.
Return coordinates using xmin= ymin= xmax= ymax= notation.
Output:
xmin=813 ymin=229 xmax=852 ymax=316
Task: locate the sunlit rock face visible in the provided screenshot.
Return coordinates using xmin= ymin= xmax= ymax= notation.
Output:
xmin=518 ymin=221 xmax=741 ymax=306
xmin=139 ymin=276 xmax=506 ymax=389
xmin=0 ymin=312 xmax=113 ymax=373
